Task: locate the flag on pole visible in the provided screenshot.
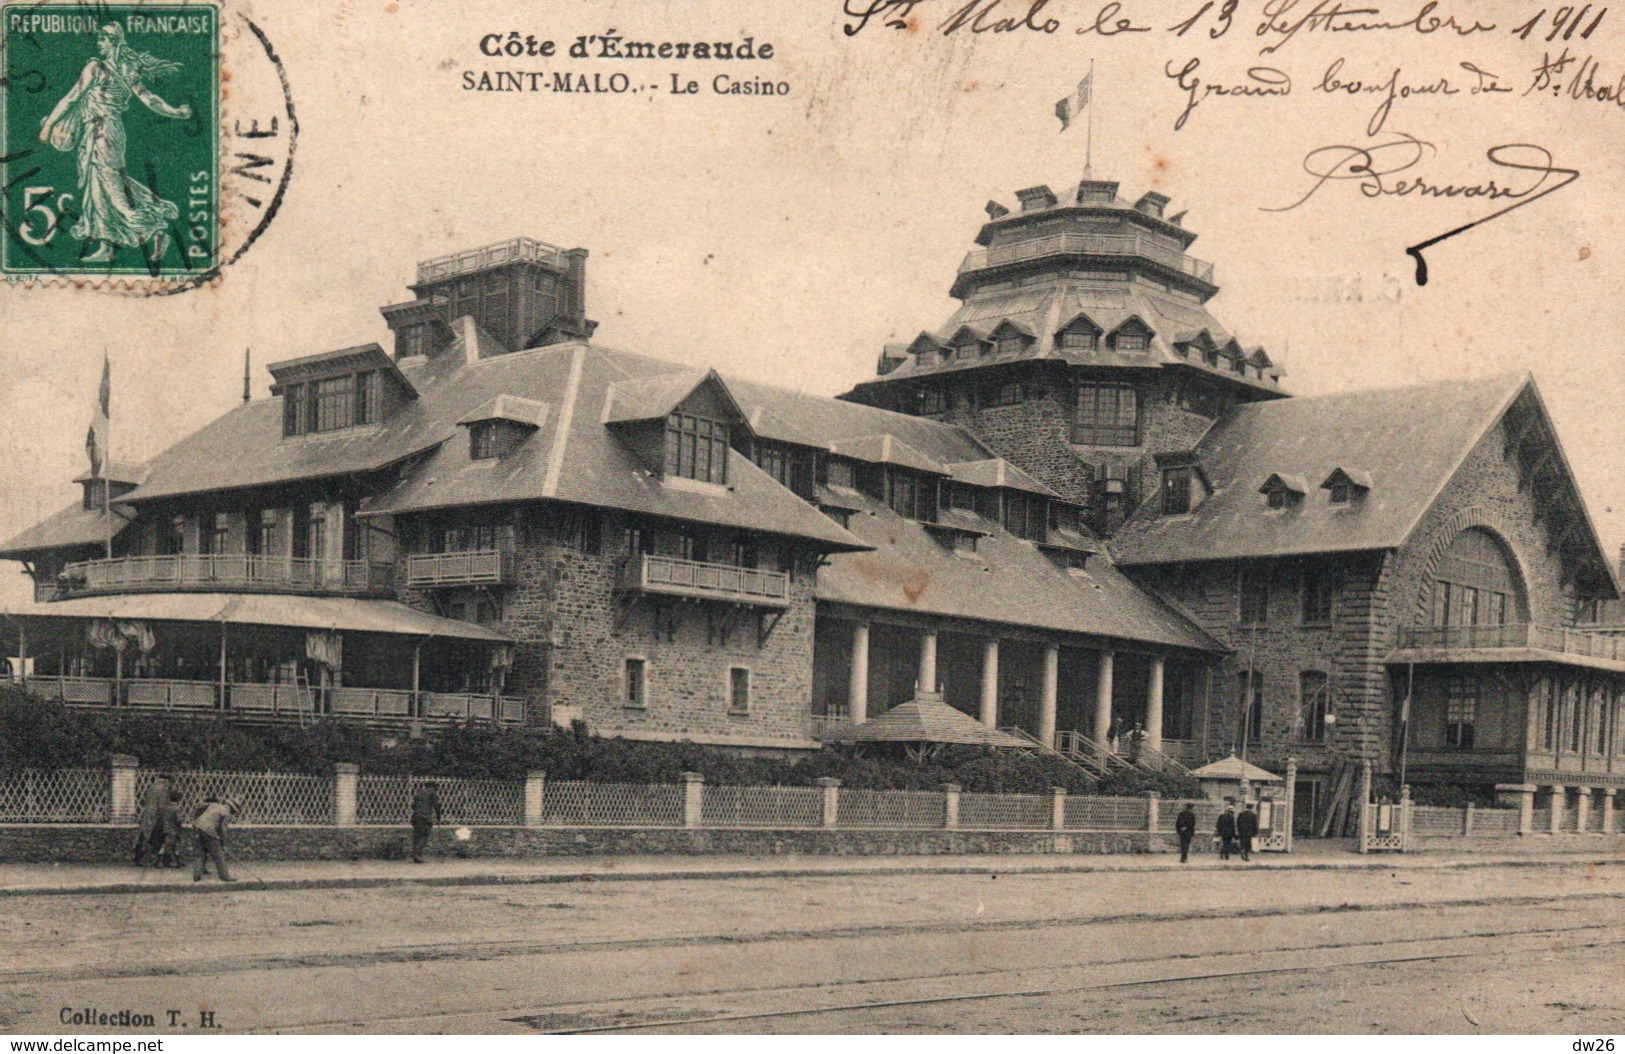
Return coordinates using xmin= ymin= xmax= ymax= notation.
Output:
xmin=85 ymin=353 xmax=110 ymax=478
xmin=1055 ymin=73 xmax=1092 ymax=132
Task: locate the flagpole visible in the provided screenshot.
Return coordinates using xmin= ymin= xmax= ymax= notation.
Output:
xmin=1084 ymin=59 xmax=1095 ymax=180
xmin=103 ymin=351 xmax=113 ymax=561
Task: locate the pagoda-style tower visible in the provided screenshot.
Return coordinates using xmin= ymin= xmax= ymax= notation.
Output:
xmin=841 ymin=179 xmax=1286 ymax=535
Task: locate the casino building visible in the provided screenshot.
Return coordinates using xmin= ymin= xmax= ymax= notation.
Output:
xmin=4 ymin=175 xmax=1623 ymax=828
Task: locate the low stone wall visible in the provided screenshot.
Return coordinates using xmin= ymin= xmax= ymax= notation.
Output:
xmin=0 ymin=823 xmax=1172 ymax=864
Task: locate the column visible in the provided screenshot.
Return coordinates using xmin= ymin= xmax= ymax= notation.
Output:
xmin=1284 ymin=757 xmax=1297 ymax=853
xmin=1051 ymin=786 xmax=1067 ymax=831
xmin=524 ymin=771 xmax=546 ymax=827
xmin=334 ymin=763 xmax=358 ymax=826
xmin=109 ymin=754 xmax=139 ymax=825
xmin=848 ymin=623 xmax=870 ymax=725
xmin=979 ymin=638 xmax=1000 ymax=727
xmin=682 ymin=771 xmax=704 ymax=828
xmin=816 ymin=777 xmax=841 ymax=828
xmin=1518 ymin=785 xmax=1535 ymax=835
xmin=1146 ymin=656 xmax=1166 ymax=753
xmin=1603 ymin=788 xmax=1616 ymax=835
xmin=1576 ymin=787 xmax=1592 ymax=833
xmin=1146 ymin=791 xmax=1160 ymax=833
xmin=1039 ymin=645 xmax=1059 ymax=749
xmin=16 ymin=617 xmax=26 ymax=689
xmin=941 ymin=783 xmax=960 ymax=829
xmin=1093 ymin=650 xmax=1115 ymax=744
xmin=1356 ymin=759 xmax=1372 ymax=853
xmin=918 ymin=630 xmax=938 ymax=695
xmin=1549 ymin=785 xmax=1566 ymax=835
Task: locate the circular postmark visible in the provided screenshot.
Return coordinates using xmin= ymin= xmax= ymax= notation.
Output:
xmin=0 ymin=0 xmax=295 ymax=294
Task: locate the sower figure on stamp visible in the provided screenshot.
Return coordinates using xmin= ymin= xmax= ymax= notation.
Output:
xmin=191 ymin=794 xmax=237 ymax=882
xmin=1175 ymin=801 xmax=1197 ymax=863
xmin=410 ymin=782 xmax=442 ymax=863
xmin=1236 ymin=802 xmax=1260 ymax=862
xmin=37 ymin=24 xmax=192 ymax=264
xmin=1215 ymin=803 xmax=1238 ymax=861
xmin=133 ymin=771 xmax=171 ymax=866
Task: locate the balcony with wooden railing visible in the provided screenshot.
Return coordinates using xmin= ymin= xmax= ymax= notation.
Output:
xmin=958 ymin=232 xmax=1216 ymax=285
xmin=618 ymin=554 xmax=790 ymax=608
xmin=60 ymin=554 xmax=396 ymax=599
xmin=416 ymin=237 xmax=567 ymax=282
xmin=1396 ymin=624 xmax=1625 ymax=665
xmin=405 ymin=549 xmax=513 ymax=588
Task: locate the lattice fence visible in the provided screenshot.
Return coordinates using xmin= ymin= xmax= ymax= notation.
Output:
xmin=957 ymin=792 xmax=1051 ymax=830
xmin=701 ymin=784 xmax=823 ymax=828
xmin=1156 ymin=799 xmax=1229 ymax=834
xmin=542 ymin=780 xmax=686 ymax=827
xmin=837 ymin=788 xmax=948 ymax=829
xmin=156 ymin=770 xmax=335 ymax=825
xmin=356 ymin=776 xmax=524 ymax=825
xmin=1063 ymin=794 xmax=1148 ymax=831
xmin=0 ymin=769 xmax=109 ymax=822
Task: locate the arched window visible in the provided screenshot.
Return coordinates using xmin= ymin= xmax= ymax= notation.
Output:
xmin=1430 ymin=528 xmax=1524 ymax=629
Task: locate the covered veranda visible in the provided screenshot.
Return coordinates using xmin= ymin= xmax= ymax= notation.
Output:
xmin=3 ymin=593 xmax=525 ymax=726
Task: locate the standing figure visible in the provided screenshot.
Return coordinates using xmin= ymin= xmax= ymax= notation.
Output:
xmin=156 ymin=790 xmax=185 ymax=868
xmin=1107 ymin=717 xmax=1124 ymax=755
xmin=190 ymin=794 xmax=237 ymax=882
xmin=37 ymin=24 xmax=192 ymax=264
xmin=410 ymin=782 xmax=442 ymax=863
xmin=1236 ymin=802 xmax=1260 ymax=862
xmin=1174 ymin=801 xmax=1197 ymax=863
xmin=133 ymin=771 xmax=171 ymax=866
xmin=1215 ymin=803 xmax=1238 ymax=861
xmin=1126 ymin=722 xmax=1146 ymax=764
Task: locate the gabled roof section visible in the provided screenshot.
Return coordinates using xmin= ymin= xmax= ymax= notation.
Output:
xmin=1112 ymin=373 xmax=1539 ymax=566
xmin=823 ymin=692 xmax=1036 ymax=748
xmin=266 ymin=343 xmax=418 ymax=399
xmin=457 ymin=395 xmax=549 ymax=429
xmin=1321 ymin=467 xmax=1374 ymax=491
xmin=1259 ymin=472 xmax=1308 ymax=496
xmin=72 ymin=460 xmax=149 ymax=486
xmin=946 ymin=458 xmax=1061 ymax=498
xmin=602 ymin=368 xmax=746 ymax=427
xmin=827 ymin=434 xmax=947 ymax=475
xmin=0 ymin=501 xmax=132 ymax=559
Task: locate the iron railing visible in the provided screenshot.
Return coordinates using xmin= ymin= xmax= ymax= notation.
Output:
xmin=61 ymin=554 xmax=396 ymax=598
xmin=959 ymin=232 xmax=1215 ymax=284
xmin=620 ymin=553 xmax=790 ymax=607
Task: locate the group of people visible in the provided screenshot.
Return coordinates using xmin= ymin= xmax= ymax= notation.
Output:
xmin=132 ymin=773 xmax=242 ymax=882
xmin=1173 ymin=801 xmax=1262 ymax=863
xmin=1105 ymin=718 xmax=1149 ymax=762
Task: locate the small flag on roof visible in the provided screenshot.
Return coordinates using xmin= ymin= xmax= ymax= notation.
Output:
xmin=1055 ymin=72 xmax=1091 ymax=132
xmin=85 ymin=352 xmax=110 ymax=478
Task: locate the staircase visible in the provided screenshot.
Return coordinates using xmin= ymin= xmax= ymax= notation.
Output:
xmin=999 ymin=726 xmax=1111 ymax=779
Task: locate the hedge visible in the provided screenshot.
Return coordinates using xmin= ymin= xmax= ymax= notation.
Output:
xmin=0 ymin=686 xmax=1202 ymax=797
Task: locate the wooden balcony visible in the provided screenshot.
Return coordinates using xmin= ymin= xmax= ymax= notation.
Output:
xmin=61 ymin=555 xmax=395 ymax=598
xmin=405 ymin=549 xmax=512 ymax=588
xmin=1396 ymin=623 xmax=1625 ymax=664
xmin=23 ymin=675 xmax=527 ymax=726
xmin=618 ymin=554 xmax=790 ymax=608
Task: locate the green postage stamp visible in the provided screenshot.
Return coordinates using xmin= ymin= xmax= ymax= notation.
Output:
xmin=2 ymin=4 xmax=218 ymax=279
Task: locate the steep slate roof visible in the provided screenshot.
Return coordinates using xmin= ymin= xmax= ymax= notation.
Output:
xmin=0 ymin=502 xmax=131 ymax=558
xmin=1110 ymin=373 xmax=1533 ymax=565
xmin=827 ymin=434 xmax=946 ymax=475
xmin=947 ymin=458 xmax=1061 ymax=498
xmin=817 ymin=485 xmax=1222 ymax=652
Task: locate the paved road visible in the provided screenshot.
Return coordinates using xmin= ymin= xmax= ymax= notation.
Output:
xmin=1 ymin=855 xmax=1622 ymax=1034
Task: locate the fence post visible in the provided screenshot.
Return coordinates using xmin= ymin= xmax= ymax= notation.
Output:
xmin=1399 ymin=784 xmax=1412 ymax=852
xmin=1145 ymin=791 xmax=1160 ymax=834
xmin=941 ymin=783 xmax=960 ymax=830
xmin=109 ymin=754 xmax=138 ymax=825
xmin=1356 ymin=759 xmax=1371 ymax=854
xmin=1575 ymin=788 xmax=1592 ymax=834
xmin=333 ymin=763 xmax=358 ymax=826
xmin=816 ymin=777 xmax=841 ymax=828
xmin=1514 ymin=784 xmax=1535 ymax=835
xmin=1283 ymin=756 xmax=1296 ymax=853
xmin=1463 ymin=800 xmax=1475 ymax=837
xmin=681 ymin=771 xmax=704 ymax=828
xmin=525 ymin=770 xmax=546 ymax=827
xmin=1603 ymin=788 xmax=1617 ymax=835
xmin=1051 ymin=786 xmax=1066 ymax=831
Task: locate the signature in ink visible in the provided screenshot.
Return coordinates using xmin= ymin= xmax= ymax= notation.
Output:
xmin=1264 ymin=134 xmax=1579 ymax=284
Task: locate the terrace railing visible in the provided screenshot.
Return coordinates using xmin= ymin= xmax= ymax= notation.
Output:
xmin=959 ymin=232 xmax=1216 ymax=284
xmin=416 ymin=237 xmax=567 ymax=282
xmin=61 ymin=554 xmax=396 ymax=598
xmin=1397 ymin=623 xmax=1625 ymax=663
xmin=405 ymin=549 xmax=512 ymax=588
xmin=620 ymin=554 xmax=790 ymax=608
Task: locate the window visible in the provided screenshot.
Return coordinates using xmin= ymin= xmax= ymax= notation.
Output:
xmin=1161 ymin=468 xmax=1192 ymax=516
xmin=948 ymin=483 xmax=978 ymax=511
xmin=1239 ymin=671 xmax=1264 ymax=742
xmin=825 ymin=458 xmax=855 ymax=490
xmin=888 ymin=470 xmax=919 ymax=519
xmin=916 ymin=387 xmax=949 ymax=415
xmin=306 ymin=515 xmax=327 ymax=563
xmin=397 ymin=323 xmax=426 ymax=359
xmin=1058 ymin=327 xmax=1098 ymax=351
xmin=754 ymin=444 xmax=790 ymax=486
xmin=1003 ymin=492 xmax=1046 ymax=540
xmin=1431 ymin=528 xmax=1521 ymax=629
xmin=728 ymin=667 xmax=751 ymax=714
xmin=1445 ymin=677 xmax=1478 ymax=748
xmin=984 ymin=382 xmax=1025 ymax=407
xmin=283 ymin=383 xmax=308 ymax=436
xmin=82 ymin=480 xmax=106 ymax=511
xmin=547 ymin=509 xmax=600 ymax=554
xmin=199 ymin=513 xmax=229 ymax=556
xmin=469 ymin=421 xmax=497 ymax=460
xmin=996 ymin=334 xmax=1028 ymax=356
xmin=313 ymin=375 xmax=355 ymax=432
xmin=678 ymin=530 xmax=709 ymax=563
xmin=1239 ymin=567 xmax=1269 ymax=625
xmin=442 ymin=524 xmax=500 ymax=553
xmin=665 ymin=413 xmax=730 ymax=483
xmin=729 ymin=535 xmax=758 ymax=568
xmin=1073 ymin=383 xmax=1140 ymax=446
xmin=624 ymin=658 xmax=647 ymax=708
xmin=1299 ymin=671 xmax=1329 ymax=742
xmin=1539 ymin=678 xmax=1558 ymax=751
xmin=1266 ymin=489 xmax=1289 ymax=510
xmin=1328 ymin=481 xmax=1352 ymax=504
xmin=1114 ymin=331 xmax=1148 ymax=352
xmin=355 ymin=371 xmax=381 ymax=425
xmin=160 ymin=517 xmax=186 ymax=556
xmin=1301 ymin=567 xmax=1335 ymax=624
xmin=952 ymin=531 xmax=978 ymax=555
xmin=253 ymin=509 xmax=277 ymax=556
xmin=623 ymin=524 xmax=647 ymax=556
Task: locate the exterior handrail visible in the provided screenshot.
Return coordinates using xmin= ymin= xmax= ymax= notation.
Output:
xmin=405 ymin=548 xmax=512 ymax=587
xmin=1396 ymin=623 xmax=1625 ymax=663
xmin=959 ymin=232 xmax=1216 ymax=284
xmin=622 ymin=553 xmax=791 ymax=607
xmin=60 ymin=554 xmax=395 ymax=598
xmin=416 ymin=237 xmax=566 ymax=282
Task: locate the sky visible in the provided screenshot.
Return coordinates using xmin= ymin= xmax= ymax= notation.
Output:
xmin=2 ymin=0 xmax=1621 ymax=604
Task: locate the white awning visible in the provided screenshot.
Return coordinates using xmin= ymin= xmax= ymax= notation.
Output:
xmin=2 ymin=593 xmax=510 ymax=642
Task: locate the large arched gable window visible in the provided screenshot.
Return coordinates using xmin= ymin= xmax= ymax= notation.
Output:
xmin=1429 ymin=527 xmax=1526 ymax=629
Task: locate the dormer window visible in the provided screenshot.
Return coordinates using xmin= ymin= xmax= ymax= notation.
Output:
xmin=1161 ymin=468 xmax=1193 ymax=515
xmin=996 ymin=334 xmax=1026 ymax=356
xmin=1259 ymin=473 xmax=1308 ymax=510
xmin=1320 ymin=468 xmax=1373 ymax=504
xmin=1267 ymin=489 xmax=1290 ymax=509
xmin=666 ymin=412 xmax=729 ymax=484
xmin=1109 ymin=319 xmax=1153 ymax=353
xmin=1114 ymin=332 xmax=1147 ymax=352
xmin=470 ymin=421 xmax=497 ymax=460
xmin=1057 ymin=314 xmax=1103 ymax=352
xmin=1329 ymin=482 xmax=1351 ymax=504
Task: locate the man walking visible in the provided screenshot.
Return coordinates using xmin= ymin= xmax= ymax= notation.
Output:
xmin=134 ymin=772 xmax=172 ymax=867
xmin=191 ymin=794 xmax=238 ymax=882
xmin=410 ymin=782 xmax=442 ymax=863
xmin=1215 ymin=803 xmax=1238 ymax=861
xmin=1236 ymin=802 xmax=1260 ymax=862
xmin=1175 ymin=801 xmax=1197 ymax=863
